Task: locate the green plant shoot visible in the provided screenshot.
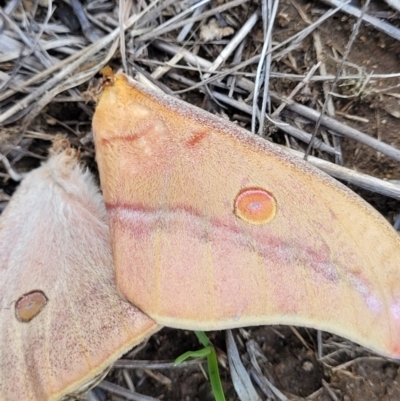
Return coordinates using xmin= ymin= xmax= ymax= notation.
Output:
xmin=174 ymin=331 xmax=226 ymax=401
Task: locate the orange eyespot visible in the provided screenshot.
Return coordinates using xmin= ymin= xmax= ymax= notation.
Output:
xmin=15 ymin=291 xmax=48 ymax=322
xmin=234 ymin=187 xmax=277 ymax=224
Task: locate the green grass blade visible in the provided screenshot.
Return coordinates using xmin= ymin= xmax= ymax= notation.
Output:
xmin=195 ymin=332 xmax=226 ymax=401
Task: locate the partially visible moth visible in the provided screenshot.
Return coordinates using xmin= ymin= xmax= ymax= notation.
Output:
xmin=93 ymin=71 xmax=400 ymax=359
xmin=0 ymin=146 xmax=159 ymax=401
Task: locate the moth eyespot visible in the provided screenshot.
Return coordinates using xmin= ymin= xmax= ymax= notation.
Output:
xmin=15 ymin=290 xmax=48 ymax=322
xmin=234 ymin=187 xmax=277 ymax=224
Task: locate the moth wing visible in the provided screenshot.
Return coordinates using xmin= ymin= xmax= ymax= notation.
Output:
xmin=0 ymin=150 xmax=159 ymax=401
xmin=94 ymin=73 xmax=400 ymax=359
